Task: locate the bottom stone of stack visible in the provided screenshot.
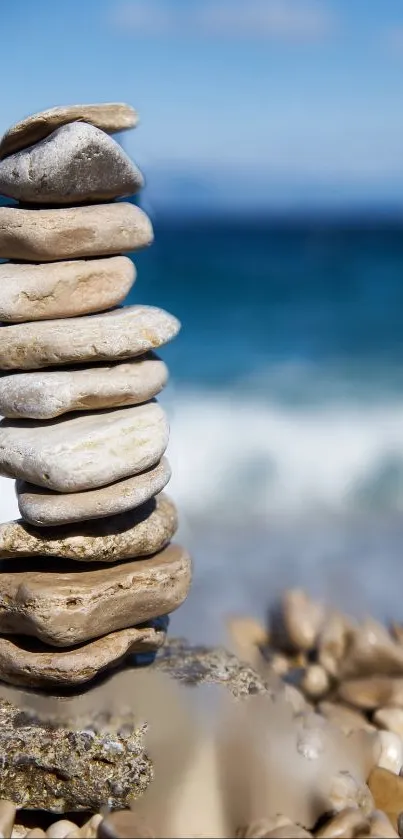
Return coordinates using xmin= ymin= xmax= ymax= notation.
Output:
xmin=0 ymin=620 xmax=168 ymax=688
xmin=0 ymin=544 xmax=192 ymax=647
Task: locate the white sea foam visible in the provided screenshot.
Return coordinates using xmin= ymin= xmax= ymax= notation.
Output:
xmin=163 ymin=387 xmax=403 ymax=519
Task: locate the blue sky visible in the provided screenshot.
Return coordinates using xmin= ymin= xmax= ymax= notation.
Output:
xmin=2 ymin=0 xmax=403 ymax=210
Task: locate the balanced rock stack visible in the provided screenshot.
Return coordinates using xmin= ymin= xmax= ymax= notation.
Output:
xmin=0 ymin=103 xmax=192 ymax=689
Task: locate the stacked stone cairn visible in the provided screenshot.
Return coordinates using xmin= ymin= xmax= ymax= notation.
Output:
xmin=0 ymin=103 xmax=192 ymax=689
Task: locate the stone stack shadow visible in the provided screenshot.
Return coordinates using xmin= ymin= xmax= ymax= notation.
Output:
xmin=0 ymin=102 xmax=192 ymax=689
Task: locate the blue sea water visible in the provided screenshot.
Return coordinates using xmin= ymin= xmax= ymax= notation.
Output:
xmin=127 ymin=216 xmax=403 ymax=642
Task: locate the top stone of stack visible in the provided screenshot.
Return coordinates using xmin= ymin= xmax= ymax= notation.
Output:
xmin=0 ymin=102 xmax=138 ymax=158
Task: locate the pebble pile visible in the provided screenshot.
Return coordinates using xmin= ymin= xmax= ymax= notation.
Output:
xmin=0 ymin=103 xmax=192 ymax=688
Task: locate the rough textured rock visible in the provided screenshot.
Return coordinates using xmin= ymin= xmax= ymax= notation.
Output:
xmin=0 ymin=102 xmax=138 ymax=159
xmin=0 ymin=642 xmax=270 ymax=812
xmin=0 ymin=402 xmax=169 ymax=492
xmin=0 ymin=203 xmax=153 ymax=261
xmin=0 ymin=305 xmax=180 ymax=371
xmin=0 ymin=122 xmax=143 ymax=204
xmin=0 ymin=493 xmax=177 ymax=562
xmin=0 ymin=354 xmax=168 ymax=419
xmin=0 ymin=257 xmax=135 ymax=323
xmin=0 ymin=622 xmax=167 ymax=688
xmin=0 ymin=543 xmax=192 ymax=646
xmin=17 ymin=459 xmax=171 ymax=527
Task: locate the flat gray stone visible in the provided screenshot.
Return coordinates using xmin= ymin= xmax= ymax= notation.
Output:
xmin=0 ymin=642 xmax=269 ymax=812
xmin=0 ymin=256 xmax=135 ymax=322
xmin=0 ymin=622 xmax=167 ymax=688
xmin=0 ymin=543 xmax=192 ymax=646
xmin=17 ymin=459 xmax=171 ymax=528
xmin=0 ymin=354 xmax=168 ymax=418
xmin=0 ymin=203 xmax=153 ymax=261
xmin=0 ymin=122 xmax=143 ymax=205
xmin=17 ymin=458 xmax=171 ymax=527
xmin=0 ymin=305 xmax=180 ymax=370
xmin=0 ymin=493 xmax=177 ymax=562
xmin=0 ymin=102 xmax=138 ymax=159
xmin=0 ymin=402 xmax=169 ymax=492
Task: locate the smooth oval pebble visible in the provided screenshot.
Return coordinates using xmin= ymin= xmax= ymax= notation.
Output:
xmin=374 ymin=707 xmax=403 ymax=737
xmin=0 ymin=203 xmax=153 ymax=262
xmin=0 ymin=493 xmax=177 ymax=562
xmin=0 ymin=355 xmax=168 ymax=419
xmin=46 ymin=821 xmax=79 ymax=838
xmin=0 ymin=621 xmax=167 ymax=688
xmin=0 ymin=305 xmax=179 ymax=371
xmin=0 ymin=543 xmax=192 ymax=646
xmin=0 ymin=102 xmax=138 ymax=158
xmin=0 ymin=256 xmax=135 ymax=323
xmin=17 ymin=458 xmax=171 ymax=527
xmin=0 ymin=122 xmax=143 ymax=205
xmin=0 ymin=402 xmax=169 ymax=492
xmin=377 ymin=730 xmax=403 ymax=774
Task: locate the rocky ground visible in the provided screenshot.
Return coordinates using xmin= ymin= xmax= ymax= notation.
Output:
xmin=3 ymin=591 xmax=403 ymax=836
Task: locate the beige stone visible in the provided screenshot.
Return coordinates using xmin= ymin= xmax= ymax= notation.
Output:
xmin=0 ymin=543 xmax=192 ymax=646
xmin=99 ymin=812 xmax=155 ymax=839
xmin=327 ymin=770 xmax=374 ymax=817
xmin=0 ymin=402 xmax=168 ymax=492
xmin=17 ymin=458 xmax=171 ymax=527
xmin=0 ymin=256 xmax=135 ymax=323
xmin=0 ymin=493 xmax=176 ymax=562
xmin=318 ymin=611 xmax=355 ymax=678
xmin=0 ymin=305 xmax=179 ymax=371
xmin=338 ymin=618 xmax=403 ymax=679
xmin=0 ymin=623 xmax=166 ymax=690
xmin=279 ymin=589 xmax=324 ymax=652
xmin=373 ymin=706 xmax=403 ymax=737
xmin=0 ymin=122 xmax=143 ymax=205
xmin=0 ymin=203 xmax=153 ymax=262
xmin=265 ymin=827 xmax=311 ymax=838
xmin=0 ymin=354 xmax=168 ymax=419
xmin=300 ymin=664 xmax=330 ymax=700
xmin=46 ymin=821 xmax=79 ymax=838
xmin=376 ymin=730 xmax=403 ymax=774
xmin=338 ymin=677 xmax=403 ymax=710
xmin=0 ymin=102 xmax=138 ymax=159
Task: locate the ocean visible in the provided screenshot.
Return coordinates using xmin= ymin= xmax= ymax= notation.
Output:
xmin=3 ymin=215 xmax=403 ymax=643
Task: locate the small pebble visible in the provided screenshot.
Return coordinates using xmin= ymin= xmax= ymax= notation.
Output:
xmin=26 ymin=832 xmax=47 ymax=839
xmin=282 ymin=589 xmax=324 ymax=652
xmin=368 ymin=766 xmax=403 ymax=830
xmin=242 ymin=816 xmax=293 ymax=837
xmin=265 ymin=826 xmax=312 ymax=838
xmin=46 ymin=823 xmax=79 ymax=839
xmin=301 ymin=665 xmax=330 ymax=700
xmin=374 ymin=707 xmax=403 ymax=737
xmin=377 ymin=730 xmax=403 ymax=774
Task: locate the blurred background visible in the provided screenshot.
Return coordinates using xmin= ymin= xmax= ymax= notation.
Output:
xmin=2 ymin=0 xmax=403 ymax=643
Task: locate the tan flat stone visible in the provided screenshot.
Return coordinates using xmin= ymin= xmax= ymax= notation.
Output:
xmin=0 ymin=354 xmax=168 ymax=419
xmin=0 ymin=543 xmax=192 ymax=646
xmin=0 ymin=203 xmax=153 ymax=262
xmin=0 ymin=623 xmax=166 ymax=688
xmin=0 ymin=256 xmax=135 ymax=323
xmin=0 ymin=402 xmax=168 ymax=492
xmin=338 ymin=677 xmax=403 ymax=710
xmin=0 ymin=305 xmax=179 ymax=370
xmin=0 ymin=122 xmax=143 ymax=205
xmin=17 ymin=459 xmax=171 ymax=527
xmin=0 ymin=102 xmax=138 ymax=159
xmin=0 ymin=493 xmax=177 ymax=562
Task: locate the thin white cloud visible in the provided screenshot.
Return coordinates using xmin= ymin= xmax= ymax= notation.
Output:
xmin=110 ymin=0 xmax=335 ymax=42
